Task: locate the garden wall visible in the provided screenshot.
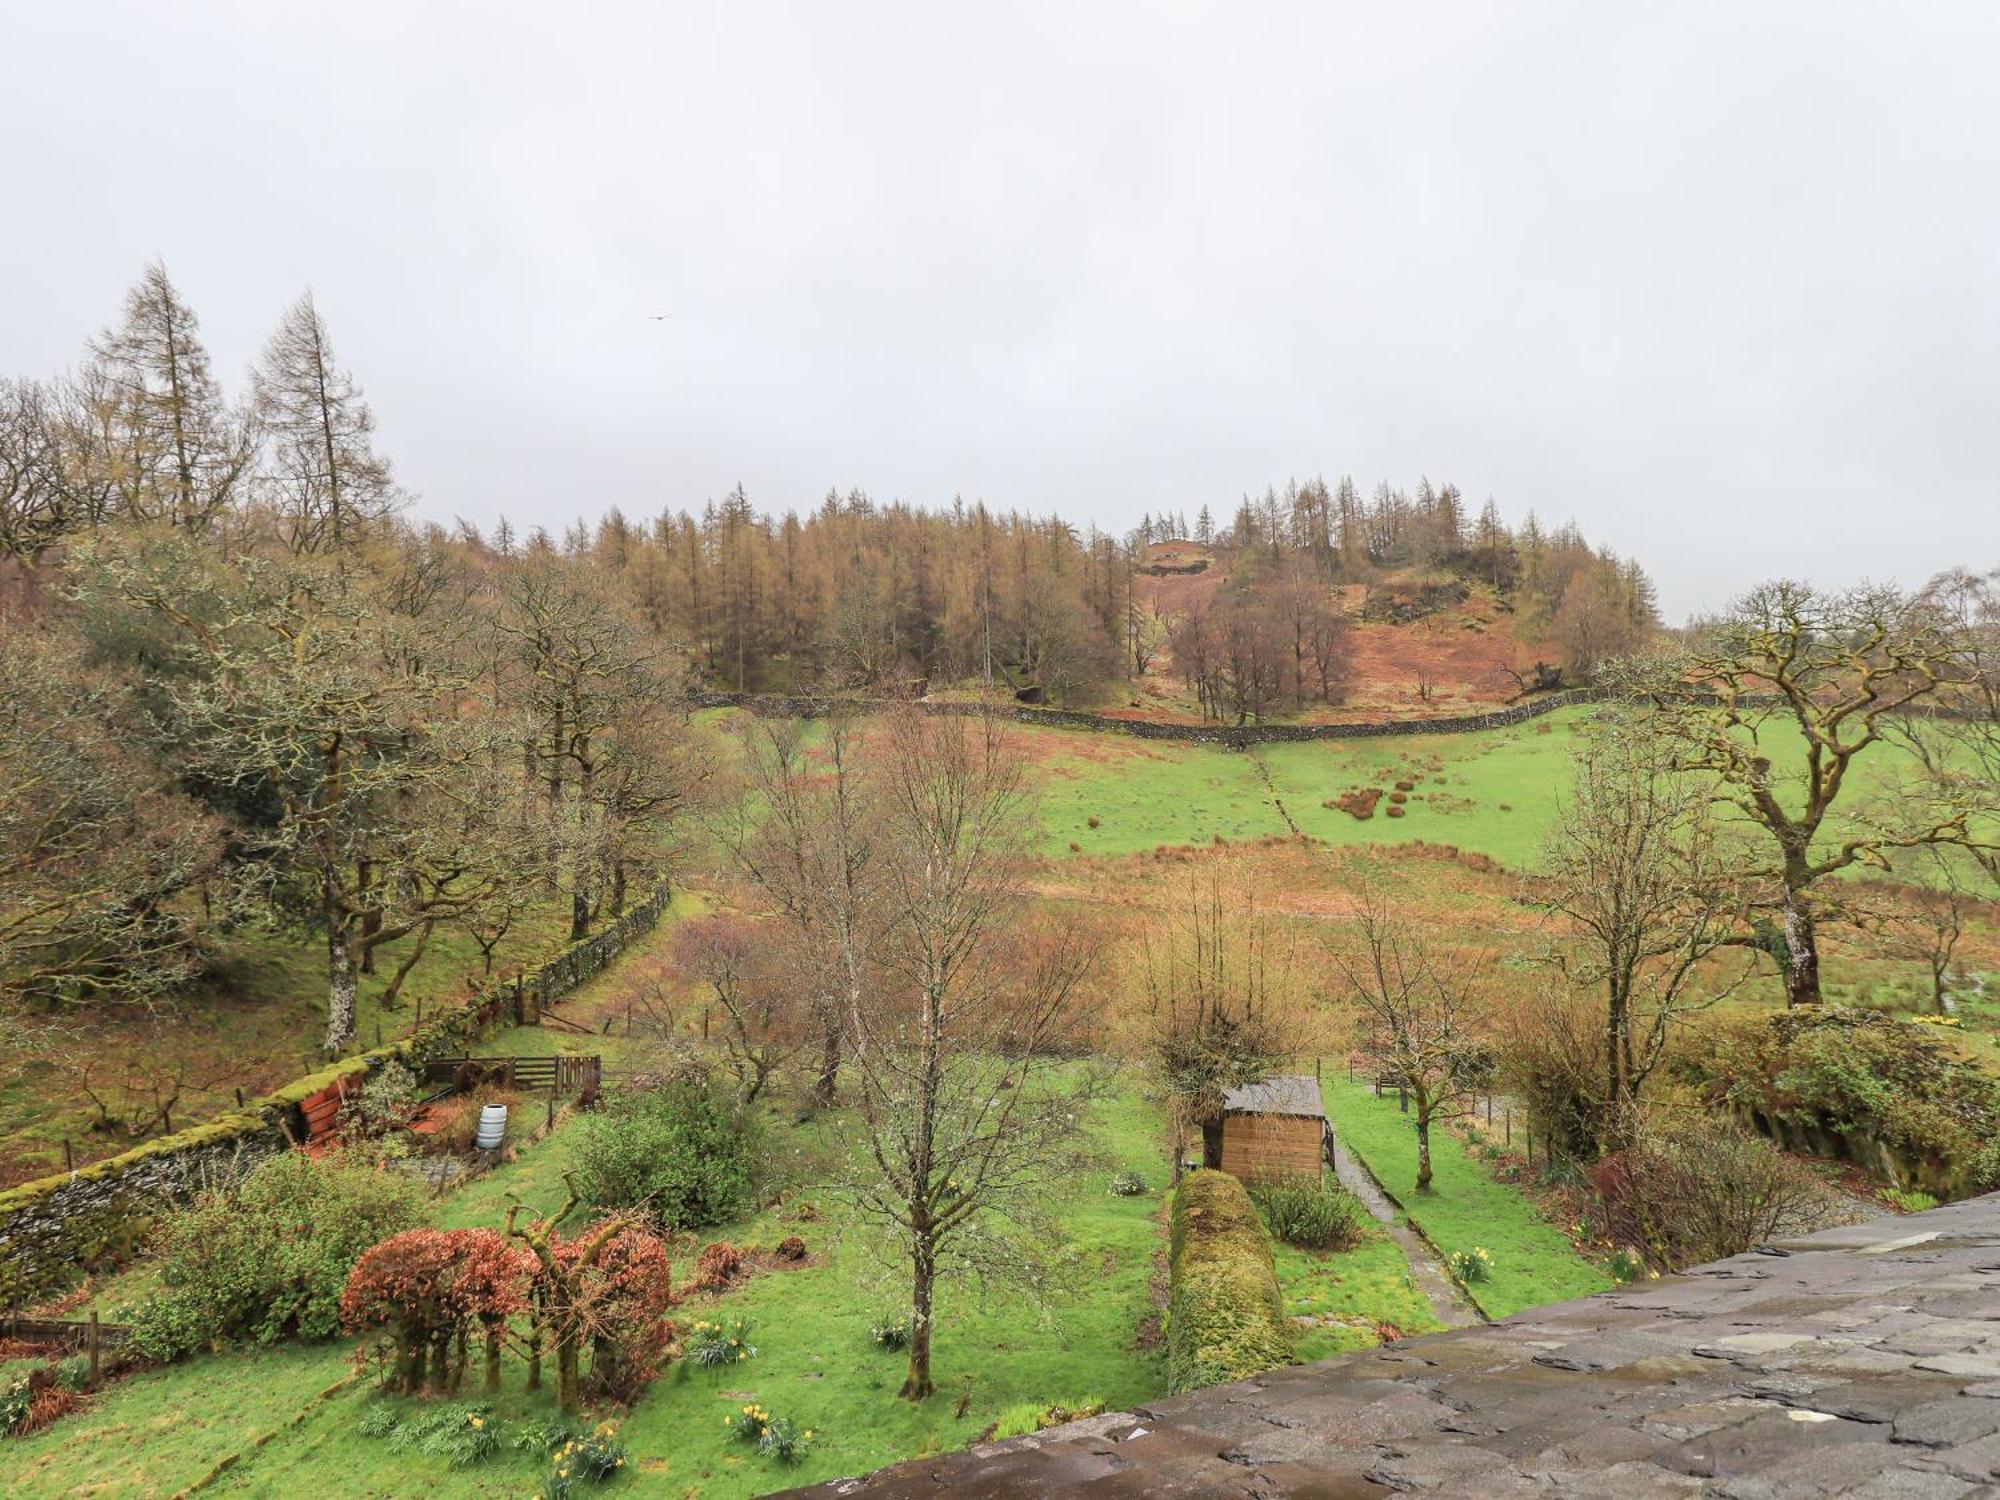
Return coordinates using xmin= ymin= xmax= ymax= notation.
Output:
xmin=0 ymin=886 xmax=674 ymax=1308
xmin=692 ymin=689 xmax=1600 ymax=746
xmin=1165 ymin=1170 xmax=1293 ymax=1394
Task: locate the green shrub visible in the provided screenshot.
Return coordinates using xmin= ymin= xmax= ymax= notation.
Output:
xmin=1684 ymin=1008 xmax=2000 ymax=1192
xmin=348 ymin=1061 xmax=421 ymax=1135
xmin=570 ymin=1079 xmax=754 ymax=1229
xmin=1247 ymin=1176 xmax=1365 ymax=1250
xmin=1 ymin=1373 xmax=34 ymax=1436
xmin=130 ymin=1150 xmax=424 ymax=1360
xmin=1108 ymin=1170 xmax=1147 ymax=1197
xmin=1165 ymin=1171 xmax=1293 ymax=1394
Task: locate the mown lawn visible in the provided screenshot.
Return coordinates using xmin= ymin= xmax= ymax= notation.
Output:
xmin=1318 ymin=1079 xmax=1613 ymax=1320
xmin=1271 ymin=1225 xmax=1444 ymax=1362
xmin=8 ymin=1073 xmax=1173 ymax=1500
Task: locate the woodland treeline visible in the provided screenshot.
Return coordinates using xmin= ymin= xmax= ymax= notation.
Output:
xmin=4 ymin=271 xmax=1657 ymax=710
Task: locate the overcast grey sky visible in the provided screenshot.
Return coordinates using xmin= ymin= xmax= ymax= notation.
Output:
xmin=5 ymin=3 xmax=1996 ymax=618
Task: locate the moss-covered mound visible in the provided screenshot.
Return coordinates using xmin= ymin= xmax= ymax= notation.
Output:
xmin=1166 ymin=1170 xmax=1294 ymax=1394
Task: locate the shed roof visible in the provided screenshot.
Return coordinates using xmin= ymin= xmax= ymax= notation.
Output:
xmin=1219 ymin=1074 xmax=1326 ymax=1119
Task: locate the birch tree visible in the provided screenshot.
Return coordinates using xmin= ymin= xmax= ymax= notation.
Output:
xmin=846 ymin=710 xmax=1100 ymax=1400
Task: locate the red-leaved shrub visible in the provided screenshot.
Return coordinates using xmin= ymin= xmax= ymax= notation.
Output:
xmin=688 ymin=1241 xmax=745 ymax=1295
xmin=340 ymin=1228 xmax=527 ymax=1393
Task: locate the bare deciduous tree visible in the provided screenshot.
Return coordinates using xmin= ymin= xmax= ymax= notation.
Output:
xmin=1623 ymin=581 xmax=1982 ymax=1007
xmin=844 ymin=710 xmax=1101 ymax=1401
xmin=1138 ymin=874 xmax=1299 ymax=1183
xmin=1331 ymin=891 xmax=1492 ymax=1191
xmin=1536 ymin=721 xmax=1748 ymax=1148
xmin=729 ymin=713 xmax=878 ymax=1106
xmin=671 ymin=914 xmax=795 ymax=1104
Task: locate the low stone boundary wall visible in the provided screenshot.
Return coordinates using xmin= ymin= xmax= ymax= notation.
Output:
xmin=692 ymin=689 xmax=1601 ymax=746
xmin=0 ymin=886 xmax=673 ymax=1309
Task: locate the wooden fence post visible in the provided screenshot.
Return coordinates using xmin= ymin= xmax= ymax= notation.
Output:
xmin=88 ymin=1310 xmax=100 ymax=1388
xmin=1505 ymin=1107 xmax=1512 ymax=1146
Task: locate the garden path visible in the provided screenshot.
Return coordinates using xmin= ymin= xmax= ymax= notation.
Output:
xmin=1329 ymin=1130 xmax=1480 ymax=1329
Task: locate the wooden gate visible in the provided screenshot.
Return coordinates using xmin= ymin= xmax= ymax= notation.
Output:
xmin=422 ymin=1055 xmax=601 ymax=1096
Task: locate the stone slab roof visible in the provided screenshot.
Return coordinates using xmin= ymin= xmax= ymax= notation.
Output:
xmin=784 ymin=1192 xmax=2000 ymax=1498
xmin=1219 ymin=1074 xmax=1326 ymax=1119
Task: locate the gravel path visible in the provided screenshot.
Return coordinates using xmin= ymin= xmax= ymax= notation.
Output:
xmin=1328 ymin=1129 xmax=1481 ymax=1329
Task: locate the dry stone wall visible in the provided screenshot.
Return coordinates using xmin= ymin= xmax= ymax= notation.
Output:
xmin=691 ymin=689 xmax=1601 ymax=746
xmin=0 ymin=886 xmax=673 ymax=1308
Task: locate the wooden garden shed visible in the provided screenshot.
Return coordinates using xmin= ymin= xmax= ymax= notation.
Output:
xmin=1203 ymin=1075 xmax=1330 ymax=1180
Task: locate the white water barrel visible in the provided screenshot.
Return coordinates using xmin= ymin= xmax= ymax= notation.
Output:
xmin=474 ymin=1103 xmax=508 ymax=1150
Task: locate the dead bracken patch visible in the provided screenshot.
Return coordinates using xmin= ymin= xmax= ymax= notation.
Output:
xmin=1328 ymin=787 xmax=1384 ymax=820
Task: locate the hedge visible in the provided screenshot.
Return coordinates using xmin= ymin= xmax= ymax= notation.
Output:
xmin=1165 ymin=1170 xmax=1294 ymax=1394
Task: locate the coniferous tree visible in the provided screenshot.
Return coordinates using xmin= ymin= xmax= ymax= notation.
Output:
xmin=252 ymin=292 xmax=401 ymax=553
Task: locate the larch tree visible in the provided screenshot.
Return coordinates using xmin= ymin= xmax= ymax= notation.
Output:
xmin=251 ymin=292 xmax=401 ymax=553
xmin=87 ymin=261 xmax=252 ymax=532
